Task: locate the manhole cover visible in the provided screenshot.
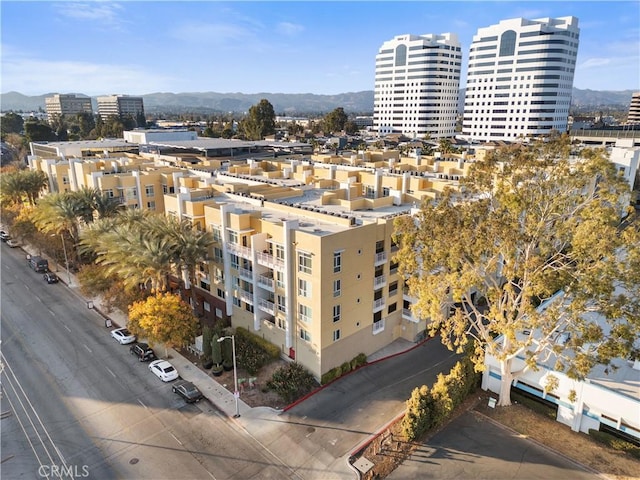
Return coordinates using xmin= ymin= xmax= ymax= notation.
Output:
xmin=129 ymin=458 xmax=139 ymax=465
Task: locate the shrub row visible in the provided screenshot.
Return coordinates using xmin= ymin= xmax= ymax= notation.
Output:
xmin=320 ymin=353 xmax=368 ymax=384
xmin=401 ymin=355 xmax=480 ymax=441
xmin=588 ymin=429 xmax=640 ymax=460
xmin=234 ymin=327 xmax=281 ymax=374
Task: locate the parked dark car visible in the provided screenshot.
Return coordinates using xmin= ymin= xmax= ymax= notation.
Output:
xmin=43 ymin=272 xmax=59 ymax=283
xmin=172 ymin=381 xmax=204 ymax=403
xmin=129 ymin=342 xmax=156 ymax=362
xmin=28 ymin=255 xmax=49 ymax=273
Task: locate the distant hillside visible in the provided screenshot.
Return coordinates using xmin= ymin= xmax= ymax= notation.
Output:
xmin=0 ymin=91 xmax=375 ymax=115
xmin=1 ymin=88 xmax=636 ymax=115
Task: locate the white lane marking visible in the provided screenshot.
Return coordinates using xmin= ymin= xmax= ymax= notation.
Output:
xmin=83 ymin=344 xmax=92 ymax=353
xmin=137 ymin=399 xmax=147 ymax=409
xmin=62 ymin=324 xmax=71 ymax=332
xmin=170 ymin=433 xmax=183 ymax=446
xmin=105 ymin=367 xmax=116 ymax=378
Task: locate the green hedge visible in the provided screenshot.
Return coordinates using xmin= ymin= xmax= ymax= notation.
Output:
xmin=321 ymin=353 xmax=368 ymax=384
xmin=234 ymin=327 xmax=281 ymax=374
xmin=401 ymin=355 xmax=480 ymax=441
xmin=588 ymin=429 xmax=640 ymax=459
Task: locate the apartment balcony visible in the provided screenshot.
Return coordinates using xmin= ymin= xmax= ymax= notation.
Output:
xmin=258 ymin=298 xmax=275 ymax=315
xmin=238 ymin=267 xmax=253 ymax=281
xmin=403 ymin=287 xmax=416 ymax=301
xmin=373 ymin=297 xmax=386 ymax=313
xmin=372 ymin=318 xmax=385 ymax=335
xmin=373 ymin=274 xmax=387 ymax=289
xmin=402 ymin=308 xmax=419 ymax=323
xmin=257 ymin=274 xmax=275 ymax=292
xmin=374 ymin=251 xmax=387 ymax=266
xmin=238 ymin=289 xmax=254 ymax=304
xmin=227 ymin=243 xmax=252 ymax=259
xmin=213 ymin=274 xmax=224 ymax=284
xmin=262 ymin=315 xmax=276 ymax=328
xmin=256 ymin=251 xmax=285 ymax=271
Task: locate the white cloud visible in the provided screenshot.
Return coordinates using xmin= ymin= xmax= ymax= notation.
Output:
xmin=1 ymin=56 xmax=175 ymax=95
xmin=277 ymin=22 xmax=304 ymax=36
xmin=169 ymin=21 xmax=255 ymax=44
xmin=579 ymin=57 xmax=611 ymax=69
xmin=55 ymin=2 xmax=124 ymax=24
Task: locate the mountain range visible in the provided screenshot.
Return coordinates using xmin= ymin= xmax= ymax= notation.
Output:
xmin=0 ymin=88 xmax=636 ymax=115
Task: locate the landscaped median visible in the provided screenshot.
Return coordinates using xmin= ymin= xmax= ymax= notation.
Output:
xmin=349 ymin=355 xmax=481 ymax=479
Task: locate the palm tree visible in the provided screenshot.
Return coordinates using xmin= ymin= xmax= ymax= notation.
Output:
xmin=0 ymin=169 xmax=48 ymax=206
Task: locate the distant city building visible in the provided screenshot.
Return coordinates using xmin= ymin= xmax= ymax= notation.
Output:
xmin=45 ymin=94 xmax=92 ymax=119
xmin=462 ymin=16 xmax=580 ymax=142
xmin=97 ymin=94 xmax=145 ymax=119
xmin=374 ymin=33 xmax=461 ymax=139
xmin=628 ymin=92 xmax=640 ymax=124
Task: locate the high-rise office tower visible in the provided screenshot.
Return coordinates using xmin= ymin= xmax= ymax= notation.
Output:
xmin=45 ymin=94 xmax=93 ymax=119
xmin=374 ymin=33 xmax=461 ymax=139
xmin=96 ymin=94 xmax=145 ymax=119
xmin=628 ymin=92 xmax=640 ymax=124
xmin=462 ymin=17 xmax=580 ymax=142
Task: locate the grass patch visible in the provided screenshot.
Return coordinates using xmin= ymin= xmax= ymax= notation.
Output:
xmin=589 ymin=429 xmax=640 ymax=460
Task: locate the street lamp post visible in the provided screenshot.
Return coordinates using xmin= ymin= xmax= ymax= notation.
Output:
xmin=217 ymin=335 xmax=240 ymax=417
xmin=60 ymin=232 xmax=72 ymax=287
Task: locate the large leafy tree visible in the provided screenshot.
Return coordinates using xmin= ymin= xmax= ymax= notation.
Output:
xmin=0 ymin=112 xmax=24 ymax=138
xmin=323 ymin=107 xmax=348 ymax=134
xmin=240 ymin=99 xmax=276 ymax=140
xmin=128 ymin=292 xmax=199 ymax=357
xmin=394 ymin=136 xmax=640 ymax=406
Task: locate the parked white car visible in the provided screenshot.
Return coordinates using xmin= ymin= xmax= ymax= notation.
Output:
xmin=149 ymin=359 xmax=179 ymax=382
xmin=110 ymin=327 xmax=137 ymax=345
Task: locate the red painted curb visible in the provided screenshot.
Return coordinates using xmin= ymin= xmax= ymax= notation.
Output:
xmin=282 ymin=336 xmax=434 ymax=412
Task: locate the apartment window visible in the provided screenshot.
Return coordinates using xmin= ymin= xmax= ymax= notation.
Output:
xmin=299 ymin=304 xmax=312 ymax=323
xmin=228 ymin=230 xmax=238 ymax=244
xmin=233 ymin=296 xmax=242 ymax=307
xmin=277 ymin=294 xmax=286 ymax=313
xmin=298 ymin=252 xmax=312 ymax=274
xmin=230 ymin=254 xmax=239 ymax=269
xmin=333 ymin=251 xmax=342 ymax=273
xmin=275 ymin=244 xmax=285 ymax=260
xmin=245 ymin=303 xmax=254 ymax=313
xmin=146 ymin=201 xmax=156 ymax=210
xmin=216 ymin=288 xmax=226 ymax=299
xmin=298 ymin=278 xmax=311 ymax=297
xmin=333 ymin=329 xmax=341 ymax=342
xmin=300 ymin=328 xmax=311 ymax=342
xmin=333 ymin=279 xmax=341 ymax=297
xmin=276 ymin=271 xmax=285 ymax=288
xmin=105 ymin=189 xmax=114 ymax=198
xmin=212 ymin=226 xmax=222 ymax=243
xmin=145 ymin=185 xmax=154 ymax=196
xmin=126 ymin=187 xmax=137 ymax=199
xmin=388 ymin=302 xmax=397 ymax=314
xmin=333 ymin=305 xmax=341 ymax=322
xmin=62 ymin=176 xmax=69 ymax=185
xmin=213 ymin=247 xmax=223 ymax=263
xmin=389 ymin=281 xmax=398 ymax=296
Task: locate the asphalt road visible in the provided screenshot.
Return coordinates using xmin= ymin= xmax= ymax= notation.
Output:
xmin=240 ymin=339 xmax=461 ymax=479
xmin=387 ymin=411 xmax=601 ymax=480
xmin=0 ymin=244 xmax=298 ymax=480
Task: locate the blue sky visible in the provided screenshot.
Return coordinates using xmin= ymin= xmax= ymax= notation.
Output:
xmin=1 ymin=1 xmax=638 ymax=96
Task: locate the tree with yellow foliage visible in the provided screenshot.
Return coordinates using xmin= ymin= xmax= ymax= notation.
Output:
xmin=128 ymin=292 xmax=199 ymax=357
